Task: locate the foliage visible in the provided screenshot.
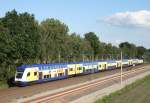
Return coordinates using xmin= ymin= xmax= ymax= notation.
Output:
xmin=143 ymin=50 xmax=150 ymax=63
xmin=84 ymin=32 xmax=101 ymax=59
xmin=119 ymin=42 xmax=138 ymax=58
xmin=137 ymin=46 xmax=146 ymax=58
xmin=39 ymin=18 xmax=69 ymax=63
xmin=0 ymin=9 xmax=40 ymax=85
xmin=0 ymin=81 xmax=9 ymax=89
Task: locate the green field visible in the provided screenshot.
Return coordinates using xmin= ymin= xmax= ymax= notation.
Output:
xmin=95 ymin=75 xmax=150 ymax=103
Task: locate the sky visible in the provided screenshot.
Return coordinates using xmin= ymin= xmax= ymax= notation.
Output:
xmin=0 ymin=0 xmax=150 ymax=48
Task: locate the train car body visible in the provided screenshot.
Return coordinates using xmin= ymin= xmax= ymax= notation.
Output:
xmin=98 ymin=61 xmax=107 ymax=71
xmin=82 ymin=61 xmax=99 ymax=74
xmin=137 ymin=59 xmax=144 ymax=64
xmin=15 ymin=59 xmax=143 ymax=86
xmin=116 ymin=60 xmax=121 ymax=68
xmin=15 ymin=63 xmax=68 ymax=86
xmin=128 ymin=59 xmax=133 ymax=66
xmin=122 ymin=59 xmax=129 ymax=67
xmin=106 ymin=60 xmax=117 ymax=70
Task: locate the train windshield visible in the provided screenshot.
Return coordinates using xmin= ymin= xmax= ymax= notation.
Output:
xmin=16 ymin=70 xmax=24 ymax=78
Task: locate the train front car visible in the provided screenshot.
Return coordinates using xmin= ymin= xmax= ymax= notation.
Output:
xmin=15 ymin=65 xmax=39 ymax=86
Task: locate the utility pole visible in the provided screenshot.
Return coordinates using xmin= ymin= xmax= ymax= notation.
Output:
xmin=121 ymin=51 xmax=123 ymax=85
xmin=82 ymin=53 xmax=85 ymax=62
xmin=58 ymin=52 xmax=61 ymax=63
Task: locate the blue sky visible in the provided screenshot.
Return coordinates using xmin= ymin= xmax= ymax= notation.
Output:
xmin=0 ymin=0 xmax=150 ymax=48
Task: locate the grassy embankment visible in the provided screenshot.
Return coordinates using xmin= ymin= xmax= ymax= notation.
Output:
xmin=96 ymin=74 xmax=150 ymax=103
xmin=0 ymin=81 xmax=9 ymax=89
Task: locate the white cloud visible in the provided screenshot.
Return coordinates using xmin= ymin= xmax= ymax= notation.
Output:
xmin=103 ymin=10 xmax=150 ymax=29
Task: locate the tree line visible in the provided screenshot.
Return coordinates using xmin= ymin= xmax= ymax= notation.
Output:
xmin=0 ymin=10 xmax=150 ymax=85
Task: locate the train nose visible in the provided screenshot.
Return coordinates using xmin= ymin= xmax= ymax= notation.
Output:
xmin=15 ymin=78 xmax=26 ymax=86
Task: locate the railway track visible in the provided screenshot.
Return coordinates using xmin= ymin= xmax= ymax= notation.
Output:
xmin=0 ymin=64 xmax=148 ymax=103
xmin=23 ymin=64 xmax=150 ymax=103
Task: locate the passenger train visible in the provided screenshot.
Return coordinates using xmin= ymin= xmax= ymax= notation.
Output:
xmin=15 ymin=59 xmax=143 ymax=86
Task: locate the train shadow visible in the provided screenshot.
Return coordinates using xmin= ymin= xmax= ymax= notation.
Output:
xmin=7 ymin=77 xmax=16 ymax=87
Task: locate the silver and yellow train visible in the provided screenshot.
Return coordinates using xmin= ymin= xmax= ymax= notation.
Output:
xmin=15 ymin=59 xmax=143 ymax=86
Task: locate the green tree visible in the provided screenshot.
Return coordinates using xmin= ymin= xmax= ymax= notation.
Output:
xmin=84 ymin=32 xmax=101 ymax=59
xmin=0 ymin=10 xmax=40 ymax=83
xmin=143 ymin=51 xmax=150 ymax=62
xmin=1 ymin=9 xmax=40 ymax=64
xmin=65 ymin=33 xmax=93 ymax=62
xmin=137 ymin=46 xmax=146 ymax=58
xmin=39 ymin=18 xmax=69 ymax=63
xmin=119 ymin=42 xmax=137 ymax=59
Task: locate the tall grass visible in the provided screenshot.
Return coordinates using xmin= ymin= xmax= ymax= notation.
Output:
xmin=95 ymin=75 xmax=150 ymax=103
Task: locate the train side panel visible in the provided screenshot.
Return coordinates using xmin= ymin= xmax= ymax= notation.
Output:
xmin=67 ymin=64 xmax=76 ymax=76
xmin=75 ymin=64 xmax=83 ymax=74
xmin=116 ymin=60 xmax=121 ymax=68
xmin=107 ymin=62 xmax=117 ymax=70
xmin=98 ymin=62 xmax=107 ymax=71
xmin=25 ymin=68 xmax=39 ymax=82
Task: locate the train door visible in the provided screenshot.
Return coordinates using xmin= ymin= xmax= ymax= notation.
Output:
xmin=104 ymin=64 xmax=107 ymax=70
xmin=39 ymin=72 xmax=42 ymax=80
xmin=117 ymin=63 xmax=119 ymax=68
xmin=65 ymin=69 xmax=68 ymax=76
xmin=83 ymin=67 xmax=85 ymax=73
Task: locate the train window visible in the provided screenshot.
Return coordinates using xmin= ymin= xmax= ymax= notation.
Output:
xmin=34 ymin=72 xmax=37 ymax=76
xmin=79 ymin=67 xmax=82 ymax=70
xmin=49 ymin=74 xmax=51 ymax=78
xmin=47 ymin=75 xmax=49 ymax=78
xmin=58 ymin=73 xmax=63 ymax=76
xmin=77 ymin=67 xmax=80 ymax=70
xmin=44 ymin=75 xmax=46 ymax=78
xmin=104 ymin=64 xmax=107 ymax=69
xmin=69 ymin=68 xmax=73 ymax=71
xmin=16 ymin=72 xmax=23 ymax=78
xmin=87 ymin=69 xmax=89 ymax=72
xmin=17 ymin=70 xmax=25 ymax=72
xmin=55 ymin=74 xmax=57 ymax=77
xmin=99 ymin=65 xmax=101 ymax=68
xmin=27 ymin=72 xmax=30 ymax=77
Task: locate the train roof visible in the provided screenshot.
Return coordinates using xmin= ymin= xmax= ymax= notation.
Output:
xmin=105 ymin=60 xmax=116 ymax=63
xmin=17 ymin=63 xmax=68 ymax=71
xmin=122 ymin=59 xmax=129 ymax=62
xmin=16 ymin=59 xmax=130 ymax=71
